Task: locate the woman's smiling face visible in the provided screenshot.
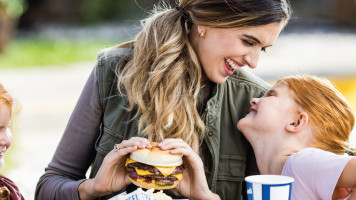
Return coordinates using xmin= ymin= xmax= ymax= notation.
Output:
xmin=193 ymin=22 xmax=285 ymax=84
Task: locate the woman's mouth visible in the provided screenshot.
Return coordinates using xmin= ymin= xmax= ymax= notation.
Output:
xmin=224 ymin=58 xmax=245 ymax=76
xmin=225 ymin=58 xmax=239 ymax=70
xmin=224 ymin=58 xmax=235 ymax=76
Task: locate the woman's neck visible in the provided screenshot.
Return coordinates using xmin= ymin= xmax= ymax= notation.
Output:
xmin=197 ymin=80 xmax=214 ymax=115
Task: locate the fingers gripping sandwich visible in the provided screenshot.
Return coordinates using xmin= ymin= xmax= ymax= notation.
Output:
xmin=125 ymin=142 xmax=184 ymax=190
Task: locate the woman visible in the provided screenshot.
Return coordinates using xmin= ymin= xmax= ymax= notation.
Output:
xmin=237 ymin=75 xmax=355 ymax=199
xmin=0 ymin=83 xmax=25 ymax=200
xmin=35 ymin=0 xmax=292 ymax=199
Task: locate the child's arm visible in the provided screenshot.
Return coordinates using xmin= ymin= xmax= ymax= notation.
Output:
xmin=336 ymin=157 xmax=356 ymax=199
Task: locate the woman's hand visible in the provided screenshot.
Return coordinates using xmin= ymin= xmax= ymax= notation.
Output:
xmin=78 ymin=137 xmax=151 ymax=200
xmin=158 ymin=139 xmax=220 ymax=200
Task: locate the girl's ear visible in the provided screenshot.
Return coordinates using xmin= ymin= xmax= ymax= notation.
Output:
xmin=286 ymin=112 xmax=308 ymax=133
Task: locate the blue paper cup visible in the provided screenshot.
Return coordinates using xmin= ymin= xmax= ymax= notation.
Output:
xmin=245 ymin=175 xmax=294 ymax=200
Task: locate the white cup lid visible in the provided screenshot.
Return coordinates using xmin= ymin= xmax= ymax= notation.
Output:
xmin=245 ymin=175 xmax=294 ymax=185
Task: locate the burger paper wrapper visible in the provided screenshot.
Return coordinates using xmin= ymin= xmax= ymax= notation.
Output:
xmin=109 ymin=188 xmax=156 ymax=200
xmin=109 ymin=188 xmax=188 ymax=200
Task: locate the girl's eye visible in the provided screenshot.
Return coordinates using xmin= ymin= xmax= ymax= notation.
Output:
xmin=261 ymin=47 xmax=267 ymax=52
xmin=265 ymin=90 xmax=276 ymax=97
xmin=242 ymin=39 xmax=254 ymax=47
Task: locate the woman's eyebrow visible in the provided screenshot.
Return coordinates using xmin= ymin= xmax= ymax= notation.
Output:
xmin=243 ymin=34 xmax=261 ymax=44
xmin=243 ymin=34 xmax=273 ymax=48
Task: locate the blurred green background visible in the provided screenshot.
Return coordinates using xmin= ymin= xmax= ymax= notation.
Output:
xmin=0 ymin=0 xmax=356 ymax=68
xmin=1 ymin=0 xmax=356 ymax=199
xmin=0 ymin=0 xmax=159 ymax=68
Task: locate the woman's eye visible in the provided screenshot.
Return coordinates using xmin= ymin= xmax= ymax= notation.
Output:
xmin=261 ymin=47 xmax=267 ymax=52
xmin=242 ymin=39 xmax=254 ymax=46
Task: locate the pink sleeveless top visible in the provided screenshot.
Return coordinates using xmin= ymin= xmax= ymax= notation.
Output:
xmin=282 ymin=148 xmax=353 ymax=200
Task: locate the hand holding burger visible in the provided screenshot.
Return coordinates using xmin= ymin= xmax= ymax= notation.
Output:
xmin=158 ymin=139 xmax=221 ymax=200
xmin=82 ymin=137 xmax=220 ymax=200
xmin=125 ymin=142 xmax=184 ymax=190
xmin=78 ymin=137 xmax=152 ymax=199
xmin=125 ymin=139 xmax=220 ymax=200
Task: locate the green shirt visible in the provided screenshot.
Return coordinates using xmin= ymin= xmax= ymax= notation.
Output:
xmin=91 ymin=47 xmax=270 ymax=200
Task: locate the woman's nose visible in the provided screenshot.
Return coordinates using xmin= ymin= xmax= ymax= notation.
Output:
xmin=244 ymin=49 xmax=261 ymax=69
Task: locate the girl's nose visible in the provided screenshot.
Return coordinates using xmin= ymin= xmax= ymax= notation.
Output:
xmin=250 ymin=97 xmax=259 ymax=105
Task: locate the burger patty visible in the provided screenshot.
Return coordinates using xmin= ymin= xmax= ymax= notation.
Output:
xmin=128 ymin=170 xmax=180 ymax=181
xmin=126 ymin=162 xmax=184 ymax=176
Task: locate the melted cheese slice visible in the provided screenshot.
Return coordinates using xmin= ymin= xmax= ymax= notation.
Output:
xmin=136 ymin=178 xmax=146 ymax=182
xmin=125 ymin=157 xmax=136 ymax=166
xmin=172 ymin=173 xmax=183 ymax=180
xmin=135 ymin=168 xmax=154 ymax=176
xmin=155 ymin=166 xmax=176 ymax=177
xmin=126 ymin=158 xmax=154 ymax=176
xmin=126 ymin=157 xmax=180 ymax=177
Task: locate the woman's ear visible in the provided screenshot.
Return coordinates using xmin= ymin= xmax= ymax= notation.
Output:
xmin=197 ymin=25 xmax=207 ymax=37
xmin=286 ymin=112 xmax=308 ymax=133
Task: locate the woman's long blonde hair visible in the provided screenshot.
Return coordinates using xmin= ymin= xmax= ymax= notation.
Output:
xmin=277 ymin=75 xmax=355 ymax=155
xmin=116 ymin=0 xmax=292 ymax=152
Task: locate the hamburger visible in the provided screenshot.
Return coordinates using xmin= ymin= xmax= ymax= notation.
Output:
xmin=125 ymin=142 xmax=184 ymax=190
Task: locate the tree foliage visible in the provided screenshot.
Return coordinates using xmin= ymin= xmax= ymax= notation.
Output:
xmin=80 ymin=0 xmax=159 ymax=23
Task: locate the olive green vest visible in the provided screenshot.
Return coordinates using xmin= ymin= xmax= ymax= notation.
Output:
xmin=90 ymin=47 xmax=270 ymax=200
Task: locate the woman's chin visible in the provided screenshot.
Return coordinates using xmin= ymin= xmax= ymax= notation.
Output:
xmin=211 ymin=76 xmax=228 ymax=84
